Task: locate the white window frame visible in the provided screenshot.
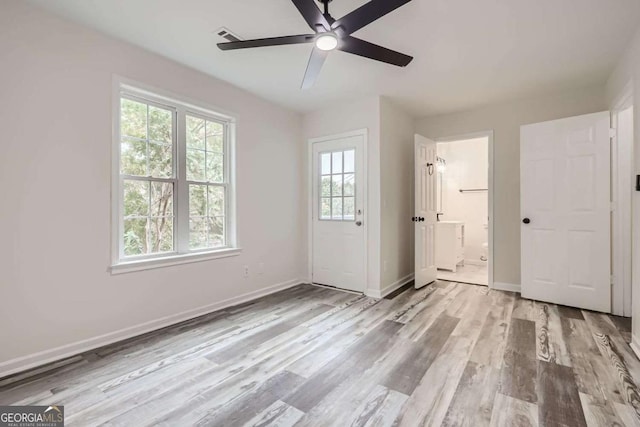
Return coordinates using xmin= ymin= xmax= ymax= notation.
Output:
xmin=110 ymin=77 xmax=240 ymax=274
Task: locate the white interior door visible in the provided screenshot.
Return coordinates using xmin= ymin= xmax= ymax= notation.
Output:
xmin=415 ymin=134 xmax=438 ymax=289
xmin=520 ymin=111 xmax=611 ymax=312
xmin=312 ymin=134 xmax=366 ymax=292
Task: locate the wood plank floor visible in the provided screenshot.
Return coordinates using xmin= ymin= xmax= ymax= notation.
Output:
xmin=2 ymin=282 xmax=640 ymax=426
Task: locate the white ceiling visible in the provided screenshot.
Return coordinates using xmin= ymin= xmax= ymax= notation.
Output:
xmin=28 ymin=0 xmax=640 ymax=116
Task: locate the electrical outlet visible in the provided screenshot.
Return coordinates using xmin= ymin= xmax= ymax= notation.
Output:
xmin=243 ymin=265 xmax=249 ymax=278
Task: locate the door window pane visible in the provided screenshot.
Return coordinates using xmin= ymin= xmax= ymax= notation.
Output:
xmin=331 ymin=175 xmax=343 ymax=196
xmin=320 ymin=198 xmax=331 ymax=219
xmin=332 ymin=151 xmax=343 ymax=174
xmin=343 ymin=174 xmax=355 ymax=196
xmin=321 ymin=176 xmax=331 ymax=197
xmin=318 ymin=149 xmax=356 ymax=221
xmin=343 ymin=150 xmax=355 ymax=173
xmin=344 ymin=197 xmax=355 ymax=220
xmin=332 ymin=198 xmax=343 ymax=219
xmin=321 ymin=153 xmax=331 ymax=175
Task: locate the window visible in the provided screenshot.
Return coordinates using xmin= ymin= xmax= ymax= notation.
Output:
xmin=113 ymin=84 xmax=236 ymax=269
xmin=319 ymin=149 xmax=355 ymax=221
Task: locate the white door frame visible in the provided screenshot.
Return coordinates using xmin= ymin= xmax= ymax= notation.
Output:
xmin=611 ymin=81 xmax=634 ymax=316
xmin=307 ymin=129 xmax=368 ymax=290
xmin=435 ymin=130 xmax=495 ymax=288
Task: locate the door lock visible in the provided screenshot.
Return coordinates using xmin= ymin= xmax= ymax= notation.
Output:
xmin=522 ymin=218 xmax=531 ymax=224
xmin=355 ymin=221 xmax=363 ymax=226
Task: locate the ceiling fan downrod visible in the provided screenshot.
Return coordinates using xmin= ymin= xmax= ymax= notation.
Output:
xmin=319 ymin=0 xmax=331 ymax=19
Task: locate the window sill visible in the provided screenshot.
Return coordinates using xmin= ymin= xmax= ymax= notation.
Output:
xmin=110 ymin=248 xmax=242 ymax=275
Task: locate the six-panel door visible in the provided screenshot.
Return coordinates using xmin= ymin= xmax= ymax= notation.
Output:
xmin=521 ymin=111 xmax=611 ymax=312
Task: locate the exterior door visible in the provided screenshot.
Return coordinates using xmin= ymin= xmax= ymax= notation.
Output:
xmin=415 ymin=134 xmax=438 ymax=289
xmin=312 ymin=133 xmax=366 ymax=292
xmin=520 ymin=111 xmax=611 ymax=312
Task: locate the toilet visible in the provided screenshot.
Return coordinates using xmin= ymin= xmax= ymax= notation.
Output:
xmin=481 ymin=224 xmax=489 ymax=261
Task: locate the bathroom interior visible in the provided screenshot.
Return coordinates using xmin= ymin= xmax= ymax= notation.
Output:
xmin=435 ymin=137 xmax=489 ymax=286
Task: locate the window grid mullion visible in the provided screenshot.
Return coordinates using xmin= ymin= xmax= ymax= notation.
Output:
xmin=146 ymin=180 xmax=152 ymax=252
xmin=176 ymin=106 xmax=189 ymax=254
xmin=204 ymin=120 xmax=209 ymax=184
xmin=121 ymin=175 xmax=176 ymax=183
xmin=145 ymin=105 xmax=150 ymax=178
xmin=329 ymin=152 xmax=333 ymax=219
xmin=341 ymin=151 xmax=345 ymax=220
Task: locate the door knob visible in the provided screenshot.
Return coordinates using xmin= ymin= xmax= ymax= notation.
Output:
xmin=355 ymin=221 xmax=362 ymax=226
xmin=522 ymin=218 xmax=531 ymax=224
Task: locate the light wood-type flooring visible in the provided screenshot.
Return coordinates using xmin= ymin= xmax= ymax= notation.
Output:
xmin=1 ymin=281 xmax=640 ymax=426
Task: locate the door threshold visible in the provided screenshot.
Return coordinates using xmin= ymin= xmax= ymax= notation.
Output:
xmin=311 ymin=283 xmax=363 ymax=295
xmin=438 ymin=278 xmax=488 ymax=287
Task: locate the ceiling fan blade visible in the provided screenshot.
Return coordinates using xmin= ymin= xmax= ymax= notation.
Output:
xmin=333 ymin=0 xmax=412 ymax=35
xmin=218 ymin=34 xmax=316 ymax=50
xmin=339 ymin=36 xmax=413 ymax=67
xmin=291 ymin=0 xmax=330 ymax=31
xmin=301 ymin=47 xmax=329 ymax=89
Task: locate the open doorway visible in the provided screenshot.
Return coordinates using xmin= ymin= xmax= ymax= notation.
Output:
xmin=434 ymin=133 xmax=492 ymax=286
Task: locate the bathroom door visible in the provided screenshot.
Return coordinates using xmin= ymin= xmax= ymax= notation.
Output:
xmin=520 ymin=112 xmax=610 ymax=312
xmin=414 ymin=134 xmax=438 ymax=289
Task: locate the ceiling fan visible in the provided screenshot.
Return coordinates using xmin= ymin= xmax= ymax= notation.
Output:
xmin=217 ymin=0 xmax=414 ymax=89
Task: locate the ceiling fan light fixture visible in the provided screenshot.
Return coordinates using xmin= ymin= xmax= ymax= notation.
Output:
xmin=315 ymin=33 xmax=338 ymax=51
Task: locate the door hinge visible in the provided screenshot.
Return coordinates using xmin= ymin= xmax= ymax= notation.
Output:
xmin=609 ymin=128 xmax=617 ymax=139
xmin=610 ymin=201 xmax=616 ymax=211
xmin=611 ymin=274 xmax=616 ymax=286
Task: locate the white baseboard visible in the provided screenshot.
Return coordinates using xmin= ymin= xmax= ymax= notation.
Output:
xmin=366 ymin=273 xmax=415 ymax=299
xmin=631 ymin=335 xmax=640 ymax=360
xmin=0 ymin=278 xmax=303 ymax=380
xmin=492 ymin=282 xmax=521 ymax=293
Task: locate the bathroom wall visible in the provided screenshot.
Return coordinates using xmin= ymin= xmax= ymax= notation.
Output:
xmin=437 ymin=138 xmax=489 ymax=263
